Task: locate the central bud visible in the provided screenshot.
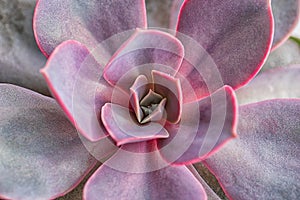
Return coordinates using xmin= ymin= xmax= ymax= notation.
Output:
xmin=139 ymin=89 xmax=167 ymax=124
xmin=130 ymin=74 xmax=167 ymax=125
xmin=130 ymin=70 xmax=182 ymax=126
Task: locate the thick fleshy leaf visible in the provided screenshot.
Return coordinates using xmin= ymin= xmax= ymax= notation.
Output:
xmin=101 ymin=103 xmax=169 ymax=146
xmin=41 ymin=40 xmax=127 ymax=142
xmin=263 ymin=39 xmax=300 ymax=71
xmin=236 ymin=65 xmax=300 ymax=105
xmin=169 ymin=0 xmax=299 ymax=41
xmin=271 ymin=0 xmax=300 ymax=49
xmin=176 ymin=0 xmax=273 ymax=90
xmin=84 ymin=142 xmax=206 ymax=200
xmin=158 ymin=86 xmax=237 ymax=165
xmin=176 ymin=58 xmax=219 ymax=102
xmin=0 ymin=84 xmax=96 ymax=200
xmin=204 ymin=99 xmax=300 ymax=200
xmin=56 ymin=164 xmax=100 ymax=200
xmin=103 ymin=29 xmax=184 ymax=90
xmin=152 ymin=70 xmax=182 ymax=123
xmin=34 ymin=0 xmax=147 ymax=56
xmin=100 ymin=141 xmax=169 ymax=173
xmin=0 ymin=0 xmax=48 ymax=95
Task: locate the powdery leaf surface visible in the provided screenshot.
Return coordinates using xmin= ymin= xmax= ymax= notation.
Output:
xmin=204 ymin=99 xmax=300 ymax=200
xmin=0 ymin=84 xmax=96 ymax=200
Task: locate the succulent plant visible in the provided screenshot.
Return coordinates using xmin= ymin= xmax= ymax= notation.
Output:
xmin=0 ymin=0 xmax=299 ymax=199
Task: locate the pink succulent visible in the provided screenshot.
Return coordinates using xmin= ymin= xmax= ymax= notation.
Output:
xmin=0 ymin=0 xmax=299 ymax=200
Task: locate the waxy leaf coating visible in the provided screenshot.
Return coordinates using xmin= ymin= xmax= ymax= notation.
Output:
xmin=204 ymin=99 xmax=300 ymax=200
xmin=0 ymin=84 xmax=96 ymax=200
xmin=176 ymin=0 xmax=273 ymax=91
xmin=84 ymin=142 xmax=207 ymax=200
xmin=34 ymin=0 xmax=147 ymax=56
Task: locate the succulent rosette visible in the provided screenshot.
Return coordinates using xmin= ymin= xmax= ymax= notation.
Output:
xmin=0 ymin=0 xmax=300 ymax=200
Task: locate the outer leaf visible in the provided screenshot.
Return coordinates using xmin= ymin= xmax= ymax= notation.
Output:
xmin=0 ymin=0 xmax=48 ymax=95
xmin=204 ymin=99 xmax=300 ymax=200
xmin=103 ymin=29 xmax=184 ymax=91
xmin=41 ymin=40 xmax=127 ymax=142
xmin=84 ymin=142 xmax=207 ymax=200
xmin=56 ymin=164 xmax=100 ymax=200
xmin=0 ymin=84 xmax=96 ymax=200
xmin=33 ymin=0 xmax=147 ymax=56
xmin=236 ymin=66 xmax=300 ymax=105
xmin=176 ymin=0 xmax=273 ymax=91
xmin=158 ymin=86 xmax=237 ymax=165
xmin=263 ymin=39 xmax=300 ymax=71
xmin=271 ymin=0 xmax=300 ymax=49
xmin=170 ymin=0 xmax=298 ymax=45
